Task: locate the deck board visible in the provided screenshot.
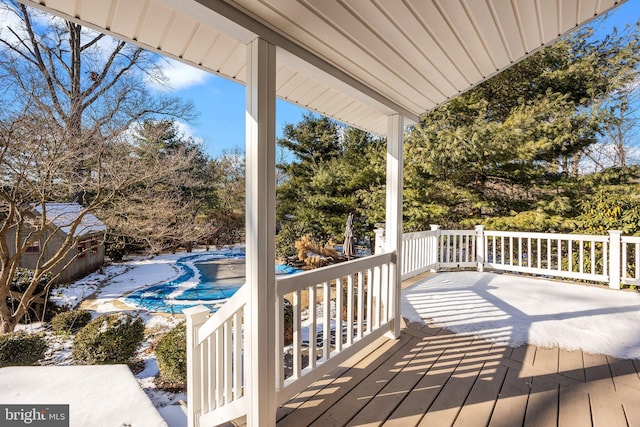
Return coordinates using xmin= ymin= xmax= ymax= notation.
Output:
xmin=558 ymin=388 xmax=591 ymax=427
xmin=277 ymin=334 xmax=412 ymax=426
xmin=488 ymin=367 xmax=531 ymax=427
xmin=308 ymin=336 xmax=420 ymax=426
xmin=558 ymin=348 xmax=585 ymax=382
xmin=345 ymin=336 xmax=445 ymax=426
xmin=453 ymin=362 xmax=508 ymax=426
xmin=278 ymin=322 xmax=640 ymax=427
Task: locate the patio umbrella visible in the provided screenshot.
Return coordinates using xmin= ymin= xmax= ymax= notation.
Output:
xmin=343 ymin=213 xmax=355 ymax=260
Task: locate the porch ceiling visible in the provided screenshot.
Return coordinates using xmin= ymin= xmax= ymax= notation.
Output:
xmin=21 ymin=0 xmax=623 ymax=136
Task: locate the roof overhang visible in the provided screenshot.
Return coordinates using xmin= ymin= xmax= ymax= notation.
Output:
xmin=18 ymin=0 xmax=625 ymax=136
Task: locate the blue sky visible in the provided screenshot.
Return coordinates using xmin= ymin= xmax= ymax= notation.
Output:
xmin=145 ymin=1 xmax=640 ymax=158
xmin=1 ymin=1 xmax=638 ymax=159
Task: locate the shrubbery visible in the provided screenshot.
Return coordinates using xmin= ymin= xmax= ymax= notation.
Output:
xmin=51 ymin=309 xmax=92 ymax=334
xmin=155 ymin=323 xmax=186 ymax=385
xmin=72 ymin=312 xmax=144 ymax=364
xmin=0 ymin=332 xmax=47 ymax=367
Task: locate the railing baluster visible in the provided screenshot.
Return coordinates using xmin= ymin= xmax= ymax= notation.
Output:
xmin=335 ymin=277 xmax=343 ymax=353
xmin=276 ymin=294 xmax=284 ymax=388
xmin=568 ymin=239 xmax=573 ymax=272
xmin=215 ymin=329 xmax=223 ymax=407
xmin=323 ymin=281 xmax=330 ymax=360
xmin=293 ymin=290 xmax=301 ymax=379
xmin=233 ymin=312 xmax=242 ymax=400
xmin=373 ymin=265 xmax=381 ymax=329
xmin=201 ymin=339 xmax=209 ymax=413
xmin=309 ymin=284 xmax=317 ymax=369
xmin=518 ymin=237 xmax=522 ymax=266
xmin=622 ymin=242 xmax=628 ymax=281
xmin=579 ymin=240 xmax=584 ymax=274
xmin=492 ymin=236 xmax=496 ymax=264
xmin=591 ymin=241 xmax=596 ymax=274
xmin=366 ymin=269 xmax=373 ymax=334
xmin=509 ymin=236 xmax=513 ymax=265
xmin=635 ymin=243 xmax=640 ymax=281
xmin=603 ymin=242 xmax=609 ymax=276
xmin=453 ymin=234 xmax=458 ymax=263
xmin=537 ymin=238 xmax=541 ymax=269
xmin=357 ymin=272 xmax=364 ymax=339
xmin=346 ymin=274 xmax=354 ymax=346
xmin=557 ymin=239 xmax=562 ymax=272
xmin=224 ymin=319 xmax=232 ymax=404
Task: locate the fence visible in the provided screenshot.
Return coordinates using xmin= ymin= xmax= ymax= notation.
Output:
xmin=399 ymin=226 xmax=634 ymax=290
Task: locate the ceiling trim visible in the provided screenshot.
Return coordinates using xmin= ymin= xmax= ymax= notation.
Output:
xmin=192 ymin=0 xmax=420 ymax=122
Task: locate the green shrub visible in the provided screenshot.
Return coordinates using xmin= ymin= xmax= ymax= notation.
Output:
xmin=72 ymin=312 xmax=144 ymax=365
xmin=0 ymin=332 xmax=47 ymax=367
xmin=155 ymin=324 xmax=187 ymax=385
xmin=51 ymin=309 xmax=92 ymax=334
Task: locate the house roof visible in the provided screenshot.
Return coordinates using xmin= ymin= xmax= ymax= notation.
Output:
xmin=33 ymin=203 xmax=107 ymax=237
xmin=20 ymin=0 xmax=624 ymax=136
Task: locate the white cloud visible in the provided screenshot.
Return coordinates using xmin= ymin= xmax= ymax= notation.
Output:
xmin=150 ymin=58 xmax=211 ymax=92
xmin=173 ymin=120 xmax=205 ymax=145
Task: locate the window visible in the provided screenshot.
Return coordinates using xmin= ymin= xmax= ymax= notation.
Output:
xmin=90 ymin=238 xmax=99 ymax=255
xmin=77 ymin=242 xmax=87 ymax=258
xmin=25 ymin=241 xmax=40 ymax=253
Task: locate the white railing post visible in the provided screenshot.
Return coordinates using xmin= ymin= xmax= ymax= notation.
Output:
xmin=430 ymin=225 xmax=440 ymax=271
xmin=374 ymin=227 xmax=385 ymax=254
xmin=245 ymin=37 xmax=277 ymax=427
xmin=475 ymin=225 xmax=485 ymax=272
xmin=185 ymin=305 xmax=210 ymax=427
xmin=609 ymin=230 xmax=622 ymax=289
xmin=385 ymin=114 xmax=404 ymax=339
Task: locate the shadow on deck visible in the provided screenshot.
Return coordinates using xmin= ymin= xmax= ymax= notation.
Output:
xmin=275 ymin=320 xmax=640 ymax=427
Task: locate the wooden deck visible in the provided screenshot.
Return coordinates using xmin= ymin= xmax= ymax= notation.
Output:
xmin=275 ymin=321 xmax=640 ymax=427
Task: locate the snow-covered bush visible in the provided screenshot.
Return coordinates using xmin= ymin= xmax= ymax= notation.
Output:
xmin=72 ymin=313 xmax=144 ymax=364
xmin=51 ymin=309 xmax=92 ymax=334
xmin=155 ymin=323 xmax=186 ymax=385
xmin=0 ymin=332 xmax=47 ymax=367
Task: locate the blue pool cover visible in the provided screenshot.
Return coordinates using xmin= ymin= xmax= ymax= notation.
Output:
xmin=125 ymin=251 xmax=301 ymax=314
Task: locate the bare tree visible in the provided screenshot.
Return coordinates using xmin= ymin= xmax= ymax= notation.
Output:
xmin=0 ymin=1 xmax=196 ymax=332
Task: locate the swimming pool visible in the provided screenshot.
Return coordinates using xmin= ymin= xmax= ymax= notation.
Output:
xmin=125 ymin=250 xmax=301 ymax=314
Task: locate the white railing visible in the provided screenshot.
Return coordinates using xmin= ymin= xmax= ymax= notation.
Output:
xmin=184 ymin=284 xmax=248 ymax=427
xmin=439 ymin=229 xmax=478 ymax=269
xmin=484 ymin=230 xmax=610 ymax=283
xmin=274 ymin=251 xmax=396 ymax=405
xmin=397 ymin=226 xmax=634 ymax=289
xmin=622 ymin=235 xmax=640 ymax=286
xmin=185 ymin=250 xmax=397 ymax=426
xmin=400 ymin=229 xmax=438 ymax=280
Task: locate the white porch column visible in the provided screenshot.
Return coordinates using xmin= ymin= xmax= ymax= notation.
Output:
xmin=385 ymin=114 xmax=404 ymax=339
xmin=245 ymin=37 xmax=277 ymax=427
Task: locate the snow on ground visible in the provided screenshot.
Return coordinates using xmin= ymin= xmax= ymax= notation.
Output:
xmin=39 ymin=250 xmax=224 ymax=427
xmin=0 ymin=365 xmax=167 ymax=427
xmin=402 ymin=271 xmax=640 ymax=360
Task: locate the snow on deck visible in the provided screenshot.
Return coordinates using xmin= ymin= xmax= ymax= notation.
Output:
xmin=402 ymin=271 xmax=640 ymax=360
xmin=0 ymin=365 xmax=168 ymax=426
